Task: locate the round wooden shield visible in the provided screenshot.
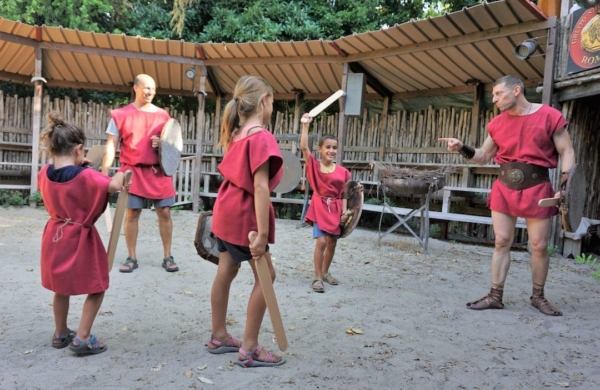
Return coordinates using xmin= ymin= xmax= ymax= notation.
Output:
xmin=159 ymin=118 xmax=183 ymax=176
xmin=194 ymin=211 xmax=219 ymax=265
xmin=563 ymin=165 xmax=586 ymax=232
xmin=340 ymin=181 xmax=364 ymax=238
xmin=273 ymin=150 xmax=302 ymax=194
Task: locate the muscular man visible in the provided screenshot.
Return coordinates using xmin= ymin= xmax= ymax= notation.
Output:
xmin=440 ymin=75 xmax=575 ymax=316
xmin=102 ymin=74 xmax=179 ymax=273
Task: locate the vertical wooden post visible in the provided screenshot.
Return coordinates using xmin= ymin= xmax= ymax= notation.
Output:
xmin=540 ymin=16 xmax=561 ymax=246
xmin=337 ymin=63 xmax=349 ymax=166
xmin=213 ymin=94 xmax=222 ymax=149
xmin=542 ymin=16 xmax=558 ymax=106
xmin=292 ymin=90 xmax=304 ymax=154
xmin=192 ymin=69 xmax=207 ymax=213
xmin=470 ymin=81 xmax=483 ymax=146
xmin=378 ymin=96 xmax=390 ymax=161
xmin=29 ymin=47 xmax=44 ymax=205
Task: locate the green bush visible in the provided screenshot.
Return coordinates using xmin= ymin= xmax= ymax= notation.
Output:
xmin=0 ymin=190 xmax=27 ymax=206
xmin=28 ymin=191 xmax=44 ymax=206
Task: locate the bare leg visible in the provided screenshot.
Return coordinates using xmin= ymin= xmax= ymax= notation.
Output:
xmin=53 ymin=293 xmax=70 ymax=336
xmin=239 ymin=253 xmax=282 ymax=363
xmin=210 ymin=251 xmax=240 ymax=339
xmin=467 ymin=211 xmax=515 ymax=310
xmin=155 ymin=207 xmax=173 ymax=258
xmin=527 ymin=217 xmax=561 ymax=315
xmin=527 ymin=217 xmax=552 ymax=288
xmin=490 ymin=211 xmax=517 ymax=288
xmin=76 ymin=292 xmax=105 ymax=339
xmin=313 ymin=237 xmax=327 ymax=280
xmin=321 ymin=236 xmax=337 ymax=275
xmin=125 ymin=208 xmax=142 ymax=259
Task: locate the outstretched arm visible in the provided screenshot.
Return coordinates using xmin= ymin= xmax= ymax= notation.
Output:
xmin=438 ymin=135 xmax=498 ymax=165
xmin=300 ymin=113 xmax=312 ymax=162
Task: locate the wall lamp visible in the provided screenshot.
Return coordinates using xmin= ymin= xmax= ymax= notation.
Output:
xmin=514 ymin=39 xmax=539 ymax=61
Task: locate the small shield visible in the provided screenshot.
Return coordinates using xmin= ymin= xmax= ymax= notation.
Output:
xmin=159 ymin=118 xmax=183 ymax=176
xmin=85 ymin=144 xmax=106 ymax=170
xmin=340 ymin=180 xmax=364 ymax=238
xmin=194 ymin=211 xmax=220 ymax=265
xmin=273 ymin=150 xmax=302 ymax=194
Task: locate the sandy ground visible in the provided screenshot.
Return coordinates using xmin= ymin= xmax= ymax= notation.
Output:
xmin=1 ymin=207 xmax=599 ymax=390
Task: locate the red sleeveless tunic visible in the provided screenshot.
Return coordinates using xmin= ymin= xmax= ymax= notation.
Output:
xmin=38 ymin=165 xmax=111 ymax=295
xmin=487 ymin=104 xmax=567 ymax=219
xmin=111 ymin=103 xmax=175 ymax=199
xmin=212 ymin=130 xmax=283 ymax=246
xmin=304 ymin=152 xmax=351 ymax=235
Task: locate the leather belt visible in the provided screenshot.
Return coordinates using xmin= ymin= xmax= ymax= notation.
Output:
xmin=498 ymin=162 xmax=549 ymax=190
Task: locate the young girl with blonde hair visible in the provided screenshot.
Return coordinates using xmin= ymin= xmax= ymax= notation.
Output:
xmin=207 ymin=75 xmax=285 ymax=367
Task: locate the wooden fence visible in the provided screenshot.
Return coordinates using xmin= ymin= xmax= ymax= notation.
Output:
xmin=3 ymin=91 xmax=526 ymax=239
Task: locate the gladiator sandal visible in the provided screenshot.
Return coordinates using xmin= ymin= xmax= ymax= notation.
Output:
xmin=466 ymin=287 xmax=504 ymax=310
xmin=530 ymin=287 xmax=563 ymax=316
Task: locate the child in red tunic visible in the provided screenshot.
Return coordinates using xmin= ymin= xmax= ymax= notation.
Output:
xmin=39 ymin=114 xmax=128 ymax=356
xmin=300 ymin=115 xmax=352 ymax=293
xmin=208 ymin=75 xmax=285 ymax=367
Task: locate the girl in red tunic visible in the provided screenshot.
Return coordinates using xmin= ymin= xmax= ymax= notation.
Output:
xmin=300 ymin=115 xmax=352 ymax=293
xmin=39 ymin=114 xmax=128 ymax=356
xmin=208 ymin=76 xmax=285 ymax=367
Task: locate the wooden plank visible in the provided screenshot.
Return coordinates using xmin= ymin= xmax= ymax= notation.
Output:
xmin=29 ymin=47 xmax=43 ymax=202
xmin=542 ymin=17 xmax=557 ymax=105
xmin=106 ymin=171 xmax=132 ymax=270
xmin=192 ymin=71 xmax=207 ymax=213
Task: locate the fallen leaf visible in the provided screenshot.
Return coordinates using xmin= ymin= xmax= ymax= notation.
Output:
xmin=196 ymin=364 xmax=207 ymax=371
xmin=557 ymin=383 xmax=570 ymax=388
xmin=198 ymin=376 xmax=214 ymax=384
xmin=26 ymin=267 xmax=34 ymax=272
xmin=184 ymin=370 xmax=194 ymax=379
xmin=23 ymin=349 xmax=33 ymax=355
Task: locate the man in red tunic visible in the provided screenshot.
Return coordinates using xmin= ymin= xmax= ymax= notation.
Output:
xmin=102 ymin=74 xmax=179 ymax=273
xmin=440 ymin=75 xmax=575 ymax=316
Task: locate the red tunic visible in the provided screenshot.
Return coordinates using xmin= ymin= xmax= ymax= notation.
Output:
xmin=488 ymin=104 xmax=567 ymax=219
xmin=305 ymin=152 xmax=352 ymax=235
xmin=38 ymin=165 xmax=111 ymax=295
xmin=111 ymin=103 xmax=175 ymax=199
xmin=212 ymin=130 xmax=283 ymax=246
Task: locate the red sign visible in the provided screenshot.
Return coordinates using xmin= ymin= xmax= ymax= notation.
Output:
xmin=568 ymin=6 xmax=600 ymax=74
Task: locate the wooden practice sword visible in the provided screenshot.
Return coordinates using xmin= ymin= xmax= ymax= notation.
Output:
xmin=307 ymin=89 xmax=345 ymax=118
xmin=248 ymin=231 xmax=288 ymax=352
xmin=107 ymin=171 xmax=132 ymax=270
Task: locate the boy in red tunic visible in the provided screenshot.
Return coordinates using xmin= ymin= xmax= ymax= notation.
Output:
xmin=39 ymin=114 xmax=128 ymax=355
xmin=300 ymin=114 xmax=352 ymax=293
xmin=102 ymin=74 xmax=179 ymax=273
xmin=440 ymin=75 xmax=575 ymax=316
xmin=208 ymin=75 xmax=285 ymax=367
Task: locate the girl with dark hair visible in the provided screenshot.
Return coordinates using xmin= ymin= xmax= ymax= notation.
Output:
xmin=38 ymin=113 xmax=128 ymax=356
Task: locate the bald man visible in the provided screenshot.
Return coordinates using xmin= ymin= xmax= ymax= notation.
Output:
xmin=102 ymin=74 xmax=179 ymax=273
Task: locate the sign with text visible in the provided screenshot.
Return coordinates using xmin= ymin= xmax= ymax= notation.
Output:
xmin=567 ymin=6 xmax=600 ymax=74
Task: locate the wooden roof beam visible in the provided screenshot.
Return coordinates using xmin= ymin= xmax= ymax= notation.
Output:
xmin=348 ymin=62 xmax=393 ymax=98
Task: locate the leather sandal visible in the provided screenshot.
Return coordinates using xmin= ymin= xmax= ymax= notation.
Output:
xmin=531 ymin=288 xmax=562 ymax=316
xmin=236 ymin=345 xmax=285 ymax=368
xmin=311 ymin=279 xmax=324 ymax=293
xmin=323 ymin=272 xmax=339 ymax=285
xmin=162 ymin=256 xmax=179 ymax=272
xmin=52 ymin=328 xmax=75 ymax=349
xmin=69 ymin=334 xmax=107 ymax=356
xmin=466 ymin=288 xmax=504 ymax=310
xmin=206 ymin=334 xmax=241 ymax=354
xmin=119 ymin=257 xmax=138 ymax=273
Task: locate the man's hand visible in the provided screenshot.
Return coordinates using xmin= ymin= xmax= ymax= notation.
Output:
xmin=151 ymin=135 xmax=160 ymax=149
xmin=438 ymin=137 xmax=463 ymax=153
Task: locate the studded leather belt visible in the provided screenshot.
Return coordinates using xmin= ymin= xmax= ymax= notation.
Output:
xmin=498 ymin=162 xmax=549 ymax=190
